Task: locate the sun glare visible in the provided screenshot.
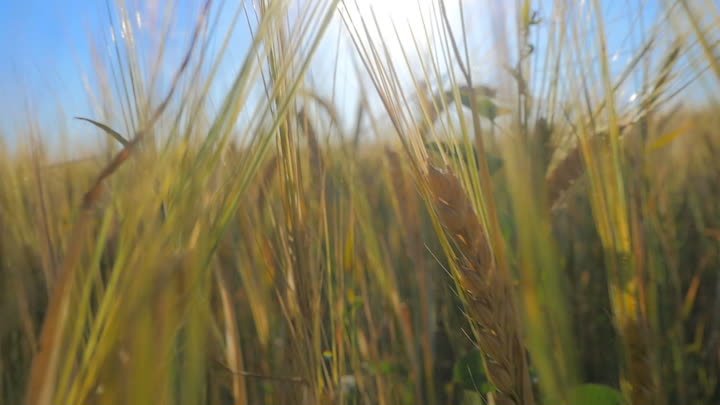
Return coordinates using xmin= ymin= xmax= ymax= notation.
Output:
xmin=344 ymin=0 xmax=435 ymax=54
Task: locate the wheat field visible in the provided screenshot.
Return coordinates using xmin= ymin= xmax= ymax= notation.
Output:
xmin=1 ymin=1 xmax=719 ymax=404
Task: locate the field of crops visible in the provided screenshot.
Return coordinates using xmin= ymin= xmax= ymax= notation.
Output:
xmin=1 ymin=1 xmax=719 ymax=404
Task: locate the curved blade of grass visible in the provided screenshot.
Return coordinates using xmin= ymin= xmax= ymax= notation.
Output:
xmin=74 ymin=117 xmax=130 ymax=147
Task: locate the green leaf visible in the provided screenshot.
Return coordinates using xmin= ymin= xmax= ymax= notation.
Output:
xmin=75 ymin=117 xmax=130 ymax=147
xmin=484 ymin=152 xmax=504 ymax=173
xmin=472 ymin=96 xmax=498 ymax=121
xmin=436 ymin=85 xmax=512 ymax=122
xmin=568 ymin=383 xmax=624 ymax=405
xmin=365 ymin=360 xmax=408 ymax=377
xmin=452 ymin=349 xmax=493 ymax=394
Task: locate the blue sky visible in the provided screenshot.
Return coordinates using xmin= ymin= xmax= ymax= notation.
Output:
xmin=0 ymin=1 xmax=103 ymax=139
xmin=0 ymin=1 xmax=712 ymax=152
xmin=0 ymin=0 xmax=213 ymax=148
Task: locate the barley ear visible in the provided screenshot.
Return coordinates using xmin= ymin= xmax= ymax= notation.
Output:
xmin=426 ymin=164 xmax=535 ymax=405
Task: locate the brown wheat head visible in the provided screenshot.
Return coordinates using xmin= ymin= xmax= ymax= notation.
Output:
xmin=425 ymin=164 xmax=535 ymax=405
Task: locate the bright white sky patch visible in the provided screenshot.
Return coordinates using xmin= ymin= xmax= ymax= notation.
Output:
xmin=345 ymin=0 xmax=433 ymax=45
xmin=339 ymin=0 xmax=441 ymax=73
xmin=323 ymin=1 xmax=460 ymax=135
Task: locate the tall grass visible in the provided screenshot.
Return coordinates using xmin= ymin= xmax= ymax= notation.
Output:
xmin=1 ymin=1 xmax=719 ymax=405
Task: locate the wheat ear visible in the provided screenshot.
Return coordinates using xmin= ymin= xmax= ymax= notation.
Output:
xmin=426 ymin=164 xmax=535 ymax=405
